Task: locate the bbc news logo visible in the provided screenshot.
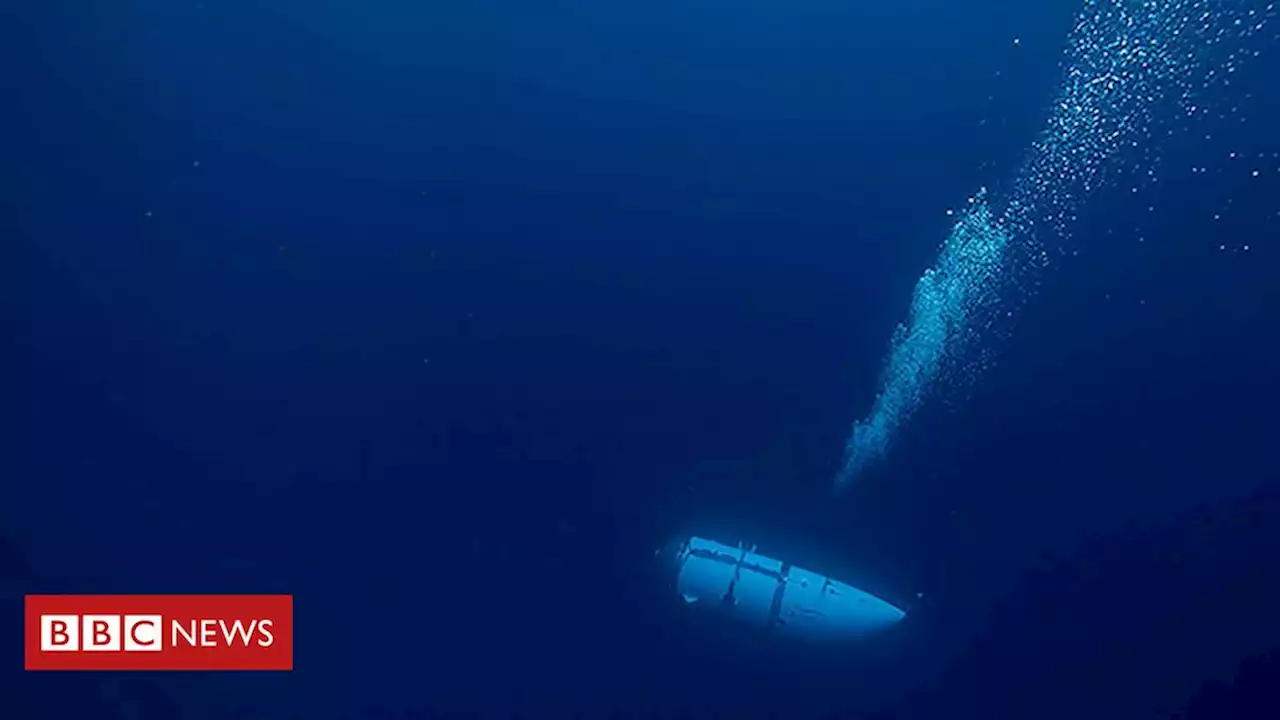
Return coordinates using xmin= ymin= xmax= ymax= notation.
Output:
xmin=25 ymin=595 xmax=292 ymax=671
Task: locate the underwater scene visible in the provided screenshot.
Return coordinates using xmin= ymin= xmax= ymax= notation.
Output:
xmin=4 ymin=0 xmax=1280 ymax=717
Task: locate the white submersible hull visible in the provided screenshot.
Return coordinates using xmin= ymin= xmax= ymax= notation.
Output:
xmin=662 ymin=536 xmax=906 ymax=639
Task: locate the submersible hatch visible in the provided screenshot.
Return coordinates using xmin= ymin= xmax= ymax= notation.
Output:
xmin=659 ymin=537 xmax=907 ymax=639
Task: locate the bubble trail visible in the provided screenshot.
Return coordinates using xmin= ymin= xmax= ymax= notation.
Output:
xmin=835 ymin=0 xmax=1273 ymax=492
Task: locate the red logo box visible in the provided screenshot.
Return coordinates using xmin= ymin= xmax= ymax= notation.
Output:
xmin=24 ymin=595 xmax=293 ymax=671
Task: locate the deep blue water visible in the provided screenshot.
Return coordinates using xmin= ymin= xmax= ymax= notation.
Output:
xmin=4 ymin=1 xmax=1279 ymax=718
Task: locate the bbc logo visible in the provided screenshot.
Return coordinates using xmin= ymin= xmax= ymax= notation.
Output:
xmin=25 ymin=595 xmax=292 ymax=671
xmin=40 ymin=614 xmax=163 ymax=652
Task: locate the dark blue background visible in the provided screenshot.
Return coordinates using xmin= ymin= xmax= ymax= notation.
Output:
xmin=3 ymin=1 xmax=1278 ymax=717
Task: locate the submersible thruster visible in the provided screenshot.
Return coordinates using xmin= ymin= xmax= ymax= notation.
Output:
xmin=660 ymin=536 xmax=906 ymax=639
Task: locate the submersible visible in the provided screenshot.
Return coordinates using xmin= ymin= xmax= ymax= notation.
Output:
xmin=659 ymin=536 xmax=906 ymax=639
